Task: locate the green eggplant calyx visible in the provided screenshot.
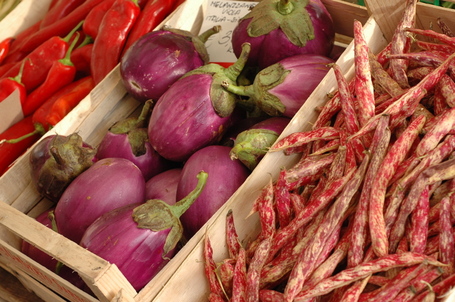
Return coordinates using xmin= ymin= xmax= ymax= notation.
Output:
xmin=223 ymin=62 xmax=289 ymax=116
xmin=242 ymin=0 xmax=314 ymax=47
xmin=39 ymin=133 xmax=96 ymax=201
xmin=182 ymin=43 xmax=252 ymax=118
xmin=110 ymin=100 xmax=153 ymax=134
xmin=132 ymin=171 xmax=208 ymax=257
xmin=231 ymin=129 xmax=279 ymax=170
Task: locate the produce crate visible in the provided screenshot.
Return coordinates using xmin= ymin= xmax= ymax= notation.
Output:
xmin=144 ymin=1 xmax=455 ymax=301
xmin=0 ymin=0 xmax=371 ymax=301
xmin=0 ymin=0 xmax=407 ymax=301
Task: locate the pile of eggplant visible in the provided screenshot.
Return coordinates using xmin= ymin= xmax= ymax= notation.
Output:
xmin=23 ymin=0 xmax=338 ymax=294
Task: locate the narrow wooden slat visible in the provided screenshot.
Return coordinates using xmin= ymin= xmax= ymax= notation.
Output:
xmin=0 ymin=202 xmax=136 ymax=302
xmin=0 ymin=0 xmax=52 ymax=41
xmin=364 ymin=0 xmax=406 ymax=42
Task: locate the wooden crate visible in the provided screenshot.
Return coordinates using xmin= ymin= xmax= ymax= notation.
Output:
xmin=0 ymin=1 xmax=197 ymax=301
xmin=144 ymin=1 xmax=455 ymax=302
xmin=5 ymin=0 xmax=444 ymax=301
xmin=0 ymin=0 xmax=368 ymax=301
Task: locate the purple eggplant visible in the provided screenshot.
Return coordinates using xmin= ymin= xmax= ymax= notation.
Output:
xmin=80 ymin=171 xmax=208 ymax=291
xmin=145 ymin=168 xmax=182 ymax=204
xmin=120 ymin=26 xmax=221 ymax=102
xmin=29 ymin=133 xmax=97 ymax=203
xmin=147 ymin=43 xmax=252 ymax=162
xmin=54 ymin=157 xmax=146 ymax=243
xmin=222 ymin=54 xmax=334 ymax=118
xmin=231 ymin=0 xmax=335 ymax=69
xmin=176 ymin=145 xmax=250 ymax=238
xmin=231 ymin=116 xmax=290 ymax=170
xmin=96 ymin=100 xmax=172 ymax=181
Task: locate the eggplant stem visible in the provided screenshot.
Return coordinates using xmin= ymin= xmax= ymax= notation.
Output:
xmin=221 ymin=81 xmax=255 ymax=98
xmin=278 ymin=0 xmax=294 ymax=15
xmin=225 ymin=43 xmax=251 ymax=81
xmin=171 ymin=171 xmax=209 ymax=218
xmin=134 ymin=99 xmax=153 ymax=128
xmin=198 ymin=25 xmax=221 ymax=43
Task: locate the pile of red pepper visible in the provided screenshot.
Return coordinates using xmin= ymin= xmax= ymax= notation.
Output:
xmin=0 ymin=0 xmax=183 ymax=176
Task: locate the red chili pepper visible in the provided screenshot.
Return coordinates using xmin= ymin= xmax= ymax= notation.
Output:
xmin=0 ymin=59 xmax=27 ymax=106
xmin=6 ymin=20 xmax=42 ymax=62
xmin=15 ymin=0 xmax=103 ymax=54
xmin=40 ymin=0 xmax=87 ymax=29
xmin=2 ymin=22 xmax=83 ymax=92
xmin=0 ymin=116 xmax=41 ymax=175
xmin=0 ymin=37 xmax=14 ymax=65
xmin=172 ymin=0 xmax=186 ymax=10
xmin=71 ymin=43 xmax=93 ymax=76
xmin=90 ymin=0 xmax=141 ymax=84
xmin=33 ymin=76 xmax=95 ymax=131
xmin=122 ymin=0 xmax=176 ymax=54
xmin=0 ymin=62 xmax=16 ymax=78
xmin=2 ymin=76 xmax=95 ymax=148
xmin=48 ymin=0 xmax=62 ymax=10
xmin=82 ymin=0 xmax=117 ymax=39
xmin=22 ymin=33 xmax=80 ymax=116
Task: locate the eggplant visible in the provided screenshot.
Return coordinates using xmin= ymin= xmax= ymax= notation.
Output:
xmin=231 ymin=0 xmax=335 ymax=69
xmin=176 ymin=145 xmax=250 ymax=238
xmin=231 ymin=116 xmax=290 ymax=170
xmin=222 ymin=54 xmax=334 ymax=117
xmin=96 ymin=100 xmax=172 ymax=181
xmin=29 ymin=133 xmax=97 ymax=203
xmin=147 ymin=43 xmax=252 ymax=162
xmin=120 ymin=26 xmax=220 ymax=102
xmin=55 ymin=157 xmax=146 ymax=243
xmin=80 ymin=171 xmax=208 ymax=291
xmin=145 ymin=168 xmax=182 ymax=204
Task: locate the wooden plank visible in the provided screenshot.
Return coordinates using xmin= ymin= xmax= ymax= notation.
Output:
xmin=0 ymin=266 xmax=45 ymax=302
xmin=364 ymin=0 xmax=406 ymax=41
xmin=0 ymin=202 xmax=136 ymax=302
xmin=0 ymin=0 xmax=52 ymax=41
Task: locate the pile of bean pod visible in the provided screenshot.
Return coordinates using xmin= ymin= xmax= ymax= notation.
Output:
xmin=204 ymin=1 xmax=455 ymax=301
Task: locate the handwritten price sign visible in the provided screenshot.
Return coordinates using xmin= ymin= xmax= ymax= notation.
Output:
xmin=200 ymin=0 xmax=257 ymax=64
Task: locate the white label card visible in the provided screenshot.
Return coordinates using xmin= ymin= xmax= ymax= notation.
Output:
xmin=0 ymin=89 xmax=24 ymax=133
xmin=199 ymin=0 xmax=258 ymax=64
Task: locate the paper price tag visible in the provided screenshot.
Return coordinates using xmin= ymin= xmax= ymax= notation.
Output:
xmin=0 ymin=89 xmax=24 ymax=133
xmin=199 ymin=0 xmax=258 ymax=64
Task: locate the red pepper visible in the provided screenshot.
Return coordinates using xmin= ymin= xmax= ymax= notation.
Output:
xmin=82 ymin=0 xmax=117 ymax=39
xmin=15 ymin=0 xmax=103 ymax=54
xmin=22 ymin=33 xmax=80 ymax=116
xmin=0 ymin=62 xmax=16 ymax=78
xmin=0 ymin=37 xmax=14 ymax=65
xmin=30 ymin=76 xmax=95 ymax=134
xmin=90 ymin=0 xmax=141 ymax=84
xmin=0 ymin=59 xmax=27 ymax=106
xmin=2 ymin=22 xmax=83 ymax=92
xmin=40 ymin=0 xmax=87 ymax=29
xmin=172 ymin=0 xmax=186 ymax=9
xmin=48 ymin=0 xmax=62 ymax=10
xmin=71 ymin=43 xmax=93 ymax=76
xmin=0 ymin=116 xmax=41 ymax=175
xmin=122 ymin=0 xmax=176 ymax=54
xmin=6 ymin=20 xmax=42 ymax=61
xmin=2 ymin=76 xmax=95 ymax=147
